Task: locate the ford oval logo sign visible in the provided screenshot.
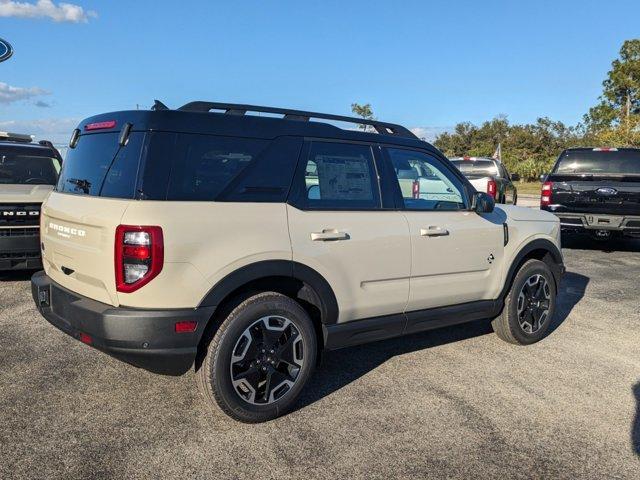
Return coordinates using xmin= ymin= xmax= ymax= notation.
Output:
xmin=0 ymin=38 xmax=13 ymax=63
xmin=596 ymin=187 xmax=617 ymax=196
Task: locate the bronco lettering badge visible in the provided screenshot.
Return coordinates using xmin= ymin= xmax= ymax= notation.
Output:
xmin=49 ymin=222 xmax=86 ymax=239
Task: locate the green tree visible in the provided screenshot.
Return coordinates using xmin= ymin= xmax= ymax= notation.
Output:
xmin=434 ymin=116 xmax=583 ymax=181
xmin=584 ymin=39 xmax=640 ymax=132
xmin=351 ymin=102 xmax=375 ymax=131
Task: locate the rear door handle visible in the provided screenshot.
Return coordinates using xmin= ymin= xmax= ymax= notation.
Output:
xmin=311 ymin=229 xmax=350 ymax=241
xmin=420 ymin=226 xmax=449 ymax=237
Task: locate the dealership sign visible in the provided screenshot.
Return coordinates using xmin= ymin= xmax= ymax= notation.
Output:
xmin=0 ymin=38 xmax=13 ymax=63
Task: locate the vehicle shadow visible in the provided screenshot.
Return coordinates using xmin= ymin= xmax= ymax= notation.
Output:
xmin=294 ymin=270 xmax=589 ymax=413
xmin=562 ymin=235 xmax=640 ymax=253
xmin=633 ymin=383 xmax=640 ymax=457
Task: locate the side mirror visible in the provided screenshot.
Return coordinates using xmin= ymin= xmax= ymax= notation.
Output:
xmin=539 ymin=173 xmax=548 ymax=183
xmin=510 ymin=173 xmax=520 ymax=182
xmin=472 ymin=192 xmax=495 ymax=213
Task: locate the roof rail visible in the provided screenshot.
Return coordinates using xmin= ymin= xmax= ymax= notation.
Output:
xmin=176 ymin=101 xmax=418 ymax=139
xmin=0 ymin=131 xmax=33 ymax=143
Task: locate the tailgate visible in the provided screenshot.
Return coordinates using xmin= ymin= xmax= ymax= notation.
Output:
xmin=41 ymin=192 xmax=130 ymax=306
xmin=467 ymin=176 xmax=489 ymax=192
xmin=552 ymin=180 xmax=640 ymax=215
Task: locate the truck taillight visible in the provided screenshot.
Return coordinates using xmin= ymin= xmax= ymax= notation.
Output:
xmin=412 ymin=180 xmax=420 ymax=199
xmin=115 ymin=225 xmax=163 ymax=293
xmin=487 ymin=179 xmax=497 ymax=199
xmin=540 ymin=181 xmax=553 ymax=207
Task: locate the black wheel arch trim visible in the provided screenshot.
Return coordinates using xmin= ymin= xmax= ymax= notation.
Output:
xmin=198 ymin=260 xmax=340 ymax=325
xmin=499 ymin=238 xmax=564 ymax=302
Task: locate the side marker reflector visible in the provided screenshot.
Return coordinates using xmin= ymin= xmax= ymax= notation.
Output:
xmin=175 ymin=321 xmax=198 ymax=333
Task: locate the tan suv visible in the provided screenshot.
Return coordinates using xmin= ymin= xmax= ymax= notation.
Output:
xmin=31 ymin=101 xmax=564 ymax=422
xmin=1 ymin=132 xmax=62 ymax=271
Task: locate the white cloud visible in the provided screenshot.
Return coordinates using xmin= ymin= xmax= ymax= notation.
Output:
xmin=0 ymin=0 xmax=97 ymax=23
xmin=410 ymin=126 xmax=453 ymax=142
xmin=0 ymin=81 xmax=50 ymax=104
xmin=0 ymin=118 xmax=78 ymax=144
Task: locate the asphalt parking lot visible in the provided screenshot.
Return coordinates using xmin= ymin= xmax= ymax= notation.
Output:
xmin=1 ymin=236 xmax=640 ymax=479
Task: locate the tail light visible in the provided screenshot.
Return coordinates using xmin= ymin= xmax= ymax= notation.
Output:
xmin=487 ymin=179 xmax=497 ymax=199
xmin=412 ymin=180 xmax=420 ymax=199
xmin=541 ymin=181 xmax=553 ymax=207
xmin=115 ymin=225 xmax=164 ymax=293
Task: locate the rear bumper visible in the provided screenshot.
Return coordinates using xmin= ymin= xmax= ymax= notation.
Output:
xmin=0 ymin=229 xmax=41 ymax=270
xmin=31 ymin=271 xmax=216 ymax=376
xmin=548 ymin=212 xmax=640 ymax=237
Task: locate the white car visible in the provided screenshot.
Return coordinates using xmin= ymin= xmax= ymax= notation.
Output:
xmin=450 ymin=156 xmax=519 ymax=204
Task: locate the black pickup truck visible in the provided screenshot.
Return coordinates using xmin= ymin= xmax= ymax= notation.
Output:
xmin=541 ymin=147 xmax=640 ymax=240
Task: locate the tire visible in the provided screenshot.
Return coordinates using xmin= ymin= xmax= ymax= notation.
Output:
xmin=196 ymin=292 xmax=317 ymax=423
xmin=492 ymin=259 xmax=556 ymax=345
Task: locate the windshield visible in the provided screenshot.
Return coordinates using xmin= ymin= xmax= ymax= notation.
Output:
xmin=555 ymin=150 xmax=640 ymax=175
xmin=450 ymin=159 xmax=498 ymax=176
xmin=0 ymin=152 xmax=61 ymax=185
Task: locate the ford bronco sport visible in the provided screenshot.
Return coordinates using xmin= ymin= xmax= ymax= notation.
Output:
xmin=31 ymin=101 xmax=564 ymax=422
xmin=0 ymin=132 xmax=62 ymax=271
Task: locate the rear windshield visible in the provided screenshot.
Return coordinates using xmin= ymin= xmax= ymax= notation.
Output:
xmin=57 ymin=131 xmax=272 ymax=201
xmin=57 ymin=132 xmax=143 ymax=198
xmin=555 ymin=150 xmax=640 ymax=175
xmin=0 ymin=149 xmax=61 ymax=185
xmin=450 ymin=159 xmax=498 ymax=176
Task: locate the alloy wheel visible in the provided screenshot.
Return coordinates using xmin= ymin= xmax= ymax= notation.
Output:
xmin=229 ymin=315 xmax=304 ymax=405
xmin=517 ymin=274 xmax=551 ymax=334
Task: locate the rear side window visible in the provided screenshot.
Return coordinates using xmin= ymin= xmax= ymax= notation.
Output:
xmin=57 ymin=132 xmax=143 ymax=198
xmin=297 ymin=141 xmax=380 ymax=210
xmin=165 ymin=134 xmax=269 ymax=201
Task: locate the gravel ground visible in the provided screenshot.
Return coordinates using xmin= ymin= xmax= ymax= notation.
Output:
xmin=1 ymin=237 xmax=639 ymax=480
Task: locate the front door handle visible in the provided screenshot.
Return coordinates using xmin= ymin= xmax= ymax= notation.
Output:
xmin=311 ymin=229 xmax=350 ymax=241
xmin=420 ymin=226 xmax=449 ymax=237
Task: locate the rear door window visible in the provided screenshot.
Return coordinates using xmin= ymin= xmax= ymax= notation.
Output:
xmin=297 ymin=141 xmax=381 ymax=210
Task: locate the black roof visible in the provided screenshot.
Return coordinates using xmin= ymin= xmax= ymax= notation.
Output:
xmin=77 ymin=101 xmax=432 ymax=151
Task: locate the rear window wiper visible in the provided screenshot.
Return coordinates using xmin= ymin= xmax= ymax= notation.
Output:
xmin=66 ymin=177 xmax=91 ymax=194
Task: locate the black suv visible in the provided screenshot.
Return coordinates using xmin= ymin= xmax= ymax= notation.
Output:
xmin=541 ymin=147 xmax=640 ymax=241
xmin=0 ymin=132 xmax=62 ymax=271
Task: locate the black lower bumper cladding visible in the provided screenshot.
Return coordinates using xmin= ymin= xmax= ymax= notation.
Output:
xmin=31 ymin=271 xmax=215 ymax=376
xmin=0 ymin=232 xmax=41 ymax=270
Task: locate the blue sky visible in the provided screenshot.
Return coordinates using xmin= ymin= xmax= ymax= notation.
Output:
xmin=1 ymin=0 xmax=639 ymax=143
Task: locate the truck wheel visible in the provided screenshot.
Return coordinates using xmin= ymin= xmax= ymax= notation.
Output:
xmin=492 ymin=259 xmax=556 ymax=345
xmin=197 ymin=292 xmax=317 ymax=423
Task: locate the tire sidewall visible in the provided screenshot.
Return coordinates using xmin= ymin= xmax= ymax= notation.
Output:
xmin=506 ymin=260 xmax=556 ymax=345
xmin=209 ymin=295 xmax=317 ymax=422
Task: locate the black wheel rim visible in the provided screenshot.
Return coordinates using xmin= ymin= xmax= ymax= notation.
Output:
xmin=517 ymin=274 xmax=551 ymax=334
xmin=229 ymin=315 xmax=304 ymax=405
